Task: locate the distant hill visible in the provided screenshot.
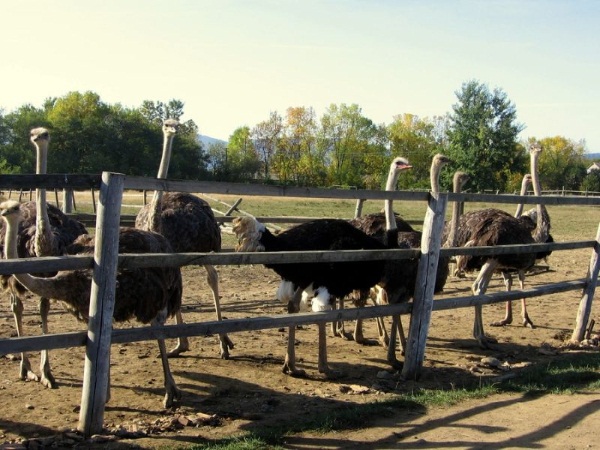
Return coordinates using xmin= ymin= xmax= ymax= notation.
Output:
xmin=198 ymin=135 xmax=227 ymax=147
xmin=585 ymin=153 xmax=600 ymax=160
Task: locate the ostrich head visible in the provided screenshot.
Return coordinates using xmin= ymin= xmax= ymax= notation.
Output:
xmin=163 ymin=119 xmax=180 ymax=138
xmin=0 ymin=200 xmax=22 ymax=223
xmin=232 ymin=217 xmax=266 ymax=252
xmin=30 ymin=127 xmax=50 ymax=145
xmin=453 ymin=171 xmax=470 ymax=191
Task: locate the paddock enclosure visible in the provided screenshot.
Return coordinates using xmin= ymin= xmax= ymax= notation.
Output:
xmin=0 ymin=172 xmax=599 ymax=445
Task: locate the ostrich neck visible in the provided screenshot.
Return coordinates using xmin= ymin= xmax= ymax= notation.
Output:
xmin=530 ymin=152 xmax=549 ymax=243
xmin=514 ymin=176 xmax=530 ymax=218
xmin=384 ymin=166 xmax=400 ymax=232
xmin=34 ymin=142 xmax=53 ymax=256
xmin=4 ymin=217 xmax=68 ymax=300
xmin=148 ymin=133 xmax=174 ymax=233
xmin=446 ymin=177 xmax=463 ymax=248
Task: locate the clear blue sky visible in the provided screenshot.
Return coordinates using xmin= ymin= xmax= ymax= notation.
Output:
xmin=2 ymin=1 xmax=599 ymax=152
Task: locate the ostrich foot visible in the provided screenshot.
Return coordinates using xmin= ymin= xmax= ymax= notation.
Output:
xmin=167 ymin=337 xmax=190 ymax=357
xmin=40 ymin=371 xmax=57 ymax=389
xmin=490 ymin=317 xmax=513 ymax=327
xmin=219 ymin=334 xmax=235 ymax=360
xmin=19 ymin=357 xmax=39 ymax=383
xmin=282 ymin=363 xmax=307 ymax=378
xmin=476 ymin=335 xmax=498 ymax=349
xmin=163 ymin=385 xmax=182 ymax=409
xmin=522 ymin=316 xmax=535 ymax=329
xmin=321 ymin=367 xmax=343 ymax=380
xmin=387 ymin=356 xmax=403 ymax=371
xmin=331 ymin=320 xmax=346 ymax=338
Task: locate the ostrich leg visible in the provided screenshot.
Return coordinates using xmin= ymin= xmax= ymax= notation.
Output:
xmin=153 ymin=318 xmax=182 ymax=408
xmin=472 ymin=261 xmax=499 ymax=348
xmin=204 ymin=264 xmax=234 ymax=358
xmin=38 ymin=296 xmax=56 ymax=388
xmin=10 ymin=294 xmax=37 ymax=382
xmin=282 ymin=288 xmax=306 ymax=377
xmin=490 ymin=272 xmax=514 ymax=327
xmin=517 ymin=270 xmax=534 ymax=328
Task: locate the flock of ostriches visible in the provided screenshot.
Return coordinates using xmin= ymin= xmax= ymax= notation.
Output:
xmin=0 ymin=122 xmax=552 ymax=408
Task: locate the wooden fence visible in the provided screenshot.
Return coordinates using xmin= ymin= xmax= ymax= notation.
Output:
xmin=0 ymin=172 xmax=599 ymax=437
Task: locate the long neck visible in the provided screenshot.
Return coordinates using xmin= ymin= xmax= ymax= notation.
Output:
xmin=34 ymin=140 xmax=54 ymax=256
xmin=4 ymin=216 xmax=69 ymax=300
xmin=446 ymin=176 xmax=463 ymax=248
xmin=431 ymin=161 xmax=442 ymax=194
xmin=530 ymin=151 xmax=549 ymax=243
xmin=384 ymin=166 xmax=399 ymax=232
xmin=147 ymin=133 xmax=174 ymax=233
xmin=514 ymin=176 xmax=530 ymax=218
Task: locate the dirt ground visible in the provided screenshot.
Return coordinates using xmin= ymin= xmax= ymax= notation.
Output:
xmin=0 ymin=238 xmax=599 ymax=449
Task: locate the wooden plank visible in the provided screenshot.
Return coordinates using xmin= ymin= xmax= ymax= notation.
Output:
xmin=0 ymin=174 xmax=102 ymax=190
xmin=78 ymin=172 xmax=124 ymax=437
xmin=572 ymin=223 xmax=600 ymax=342
xmin=402 ymin=193 xmax=448 ymax=381
xmin=0 ymin=278 xmax=586 ymax=355
xmin=0 ymin=240 xmax=590 ymax=277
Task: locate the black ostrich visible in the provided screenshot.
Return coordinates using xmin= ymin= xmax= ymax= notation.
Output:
xmin=1 ymin=199 xmax=183 ymax=407
xmin=135 ymin=119 xmax=231 ymax=358
xmin=0 ymin=127 xmax=87 ymax=388
xmin=232 ymin=156 xmax=413 ymax=376
xmin=453 ymin=144 xmax=550 ymax=347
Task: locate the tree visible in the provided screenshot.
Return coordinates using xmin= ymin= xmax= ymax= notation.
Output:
xmin=225 ymin=126 xmax=261 ymax=182
xmin=581 ymin=170 xmax=600 ymax=193
xmin=388 ymin=113 xmax=444 ymax=190
xmin=535 ymin=136 xmax=587 ymax=191
xmin=447 ymin=80 xmax=524 ymax=192
xmin=251 ymin=111 xmax=283 ymax=180
xmin=318 ymin=103 xmax=382 ymax=188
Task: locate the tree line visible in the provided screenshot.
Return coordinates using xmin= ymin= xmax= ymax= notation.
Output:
xmin=1 ymin=81 xmax=598 ymax=193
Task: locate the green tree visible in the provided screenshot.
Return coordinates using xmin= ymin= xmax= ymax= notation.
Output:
xmin=447 ymin=80 xmax=524 ymax=192
xmin=388 ymin=113 xmax=445 ymax=190
xmin=581 ymin=169 xmax=600 ymax=192
xmin=225 ymin=126 xmax=261 ymax=182
xmin=0 ymin=104 xmax=48 ymax=173
xmin=536 ymin=136 xmax=587 ymax=191
xmin=318 ymin=103 xmax=381 ymax=188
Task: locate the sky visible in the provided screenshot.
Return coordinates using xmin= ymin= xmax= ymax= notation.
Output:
xmin=2 ymin=1 xmax=599 ymax=152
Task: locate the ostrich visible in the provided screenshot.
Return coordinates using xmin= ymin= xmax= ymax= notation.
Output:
xmin=0 ymin=127 xmax=87 ymax=388
xmin=135 ymin=119 xmax=231 ymax=358
xmin=232 ymin=156 xmax=413 ymax=376
xmin=350 ymin=154 xmax=450 ymax=348
xmin=1 ymin=199 xmax=183 ymax=407
xmin=489 ymin=173 xmax=553 ymax=328
xmin=454 ymin=144 xmax=550 ymax=347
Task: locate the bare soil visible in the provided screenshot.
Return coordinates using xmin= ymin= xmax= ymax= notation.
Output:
xmin=0 ymin=242 xmax=599 ymax=449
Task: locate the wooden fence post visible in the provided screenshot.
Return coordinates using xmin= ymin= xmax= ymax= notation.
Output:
xmin=78 ymin=172 xmax=124 ymax=437
xmin=354 ymin=199 xmax=365 ymax=218
xmin=571 ymin=222 xmax=600 ymax=342
xmin=401 ymin=192 xmax=448 ymax=380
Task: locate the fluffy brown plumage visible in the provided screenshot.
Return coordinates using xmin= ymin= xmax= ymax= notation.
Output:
xmin=135 ymin=119 xmax=229 ymax=358
xmin=1 ymin=199 xmax=183 ymax=407
xmin=453 ymin=144 xmax=550 ymax=347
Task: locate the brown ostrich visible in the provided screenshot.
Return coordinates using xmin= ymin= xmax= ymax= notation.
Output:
xmin=490 ymin=173 xmax=553 ymax=328
xmin=1 ymin=199 xmax=183 ymax=407
xmin=135 ymin=119 xmax=231 ymax=358
xmin=348 ymin=154 xmax=453 ymax=366
xmin=232 ymin=157 xmax=412 ymax=376
xmin=453 ymin=144 xmax=550 ymax=347
xmin=0 ymin=127 xmax=87 ymax=388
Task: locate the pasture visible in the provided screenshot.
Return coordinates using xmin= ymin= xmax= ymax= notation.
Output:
xmin=0 ymin=191 xmax=599 ymax=449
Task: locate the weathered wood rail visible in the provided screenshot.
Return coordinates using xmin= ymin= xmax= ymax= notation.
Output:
xmin=0 ymin=173 xmax=599 ymax=437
